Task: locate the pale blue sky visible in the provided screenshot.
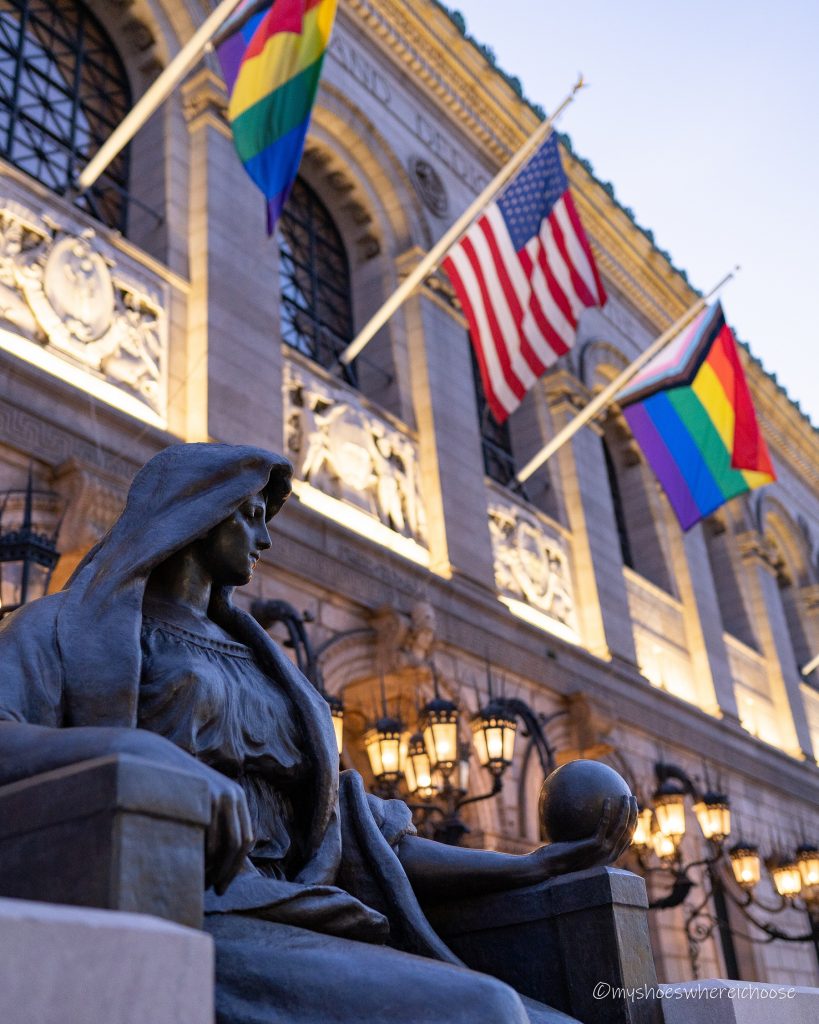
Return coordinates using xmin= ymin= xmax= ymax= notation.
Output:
xmin=451 ymin=1 xmax=819 ymax=427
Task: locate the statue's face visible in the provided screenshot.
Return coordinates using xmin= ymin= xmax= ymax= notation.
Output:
xmin=200 ymin=492 xmax=272 ymax=586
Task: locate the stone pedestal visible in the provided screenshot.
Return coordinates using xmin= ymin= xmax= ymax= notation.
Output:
xmin=660 ymin=980 xmax=819 ymax=1023
xmin=0 ymin=754 xmax=210 ymax=928
xmin=426 ymin=866 xmax=661 ymax=1024
xmin=0 ymin=897 xmax=213 ymax=1024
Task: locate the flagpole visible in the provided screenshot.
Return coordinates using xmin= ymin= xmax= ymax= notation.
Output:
xmin=338 ymin=75 xmax=587 ymax=367
xmin=802 ymin=653 xmax=819 ymax=677
xmin=515 ymin=267 xmax=740 ymax=484
xmin=78 ymin=0 xmax=248 ymax=192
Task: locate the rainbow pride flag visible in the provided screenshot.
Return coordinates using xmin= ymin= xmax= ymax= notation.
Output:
xmin=618 ymin=302 xmax=775 ymax=530
xmin=216 ymin=0 xmax=337 ymax=233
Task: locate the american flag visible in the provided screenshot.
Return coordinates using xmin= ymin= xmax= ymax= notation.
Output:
xmin=443 ymin=134 xmax=606 ymax=423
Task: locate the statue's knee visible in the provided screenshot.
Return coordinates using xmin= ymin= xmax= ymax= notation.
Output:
xmin=462 ymin=973 xmax=529 ymax=1024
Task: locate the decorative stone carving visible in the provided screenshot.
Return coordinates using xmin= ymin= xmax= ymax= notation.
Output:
xmin=0 ymin=197 xmax=168 ymax=420
xmin=408 ymin=156 xmax=449 ymax=218
xmin=488 ymin=500 xmax=578 ymax=635
xmin=50 ymin=457 xmax=128 ymax=590
xmin=372 ymin=599 xmax=437 ymax=673
xmin=285 ymin=362 xmax=428 ymax=548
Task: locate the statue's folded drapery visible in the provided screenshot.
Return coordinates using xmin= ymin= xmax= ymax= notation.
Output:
xmin=0 ymin=445 xmax=578 ymax=1024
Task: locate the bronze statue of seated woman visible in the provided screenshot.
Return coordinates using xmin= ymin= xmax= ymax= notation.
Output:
xmin=0 ymin=443 xmax=636 ymax=1024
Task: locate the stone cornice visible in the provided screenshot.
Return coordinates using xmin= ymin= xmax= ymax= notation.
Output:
xmin=743 ymin=351 xmax=819 ymax=491
xmin=342 ymin=0 xmax=698 ymax=332
xmin=342 ymin=0 xmax=818 ymax=465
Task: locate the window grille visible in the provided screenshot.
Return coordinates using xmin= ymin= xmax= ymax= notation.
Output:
xmin=603 ymin=439 xmax=635 ymax=570
xmin=279 ymin=177 xmax=356 ymax=386
xmin=0 ymin=0 xmax=132 ymax=232
xmin=469 ymin=343 xmax=517 ymax=487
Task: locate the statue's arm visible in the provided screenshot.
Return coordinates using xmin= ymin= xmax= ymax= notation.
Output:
xmin=396 ymin=796 xmax=636 ymax=903
xmin=0 ymin=721 xmax=195 ymax=786
xmin=0 ymin=722 xmax=254 ymax=895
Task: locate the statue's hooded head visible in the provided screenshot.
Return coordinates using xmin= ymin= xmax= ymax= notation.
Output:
xmin=58 ymin=444 xmax=294 ymax=727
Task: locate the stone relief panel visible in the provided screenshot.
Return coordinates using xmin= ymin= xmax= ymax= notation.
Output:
xmin=0 ymin=195 xmax=168 ymax=421
xmin=488 ymin=499 xmax=579 ymax=639
xmin=284 ymin=361 xmax=428 ymax=550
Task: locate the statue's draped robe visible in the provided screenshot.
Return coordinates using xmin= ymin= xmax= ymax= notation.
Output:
xmin=0 ymin=444 xmax=575 ymax=1024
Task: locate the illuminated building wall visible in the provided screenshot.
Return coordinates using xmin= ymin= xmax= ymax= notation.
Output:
xmin=0 ymin=0 xmax=816 ymax=987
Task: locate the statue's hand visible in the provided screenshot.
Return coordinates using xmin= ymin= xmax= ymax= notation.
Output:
xmin=529 ymin=795 xmax=637 ymax=880
xmin=198 ymin=762 xmax=255 ymax=895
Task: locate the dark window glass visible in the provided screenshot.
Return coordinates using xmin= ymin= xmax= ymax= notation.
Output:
xmin=0 ymin=0 xmax=131 ymax=232
xmin=279 ymin=177 xmax=356 ymax=386
xmin=603 ymin=439 xmax=634 ymax=570
xmin=469 ymin=343 xmax=517 ymax=487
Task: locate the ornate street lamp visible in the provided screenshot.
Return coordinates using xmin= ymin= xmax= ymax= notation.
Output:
xmin=364 ymin=714 xmax=408 ymax=788
xmin=769 ymin=859 xmax=803 ymax=900
xmin=729 ymin=844 xmax=762 ymax=891
xmin=632 ymin=804 xmax=654 ymax=851
xmin=0 ymin=471 xmax=62 ymax=618
xmin=470 ymin=700 xmax=517 ymax=777
xmin=404 ymin=732 xmax=435 ymax=799
xmin=652 ymin=778 xmax=687 ymax=844
xmin=797 ymin=845 xmax=819 ymax=891
xmin=693 ymin=791 xmax=731 ymax=844
xmin=651 ymin=828 xmax=678 ymax=862
xmin=420 ymin=694 xmax=459 ymax=777
xmin=632 ymin=762 xmax=819 ymax=978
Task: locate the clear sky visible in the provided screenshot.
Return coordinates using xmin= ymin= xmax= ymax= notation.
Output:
xmin=450 ymin=0 xmax=819 ymax=428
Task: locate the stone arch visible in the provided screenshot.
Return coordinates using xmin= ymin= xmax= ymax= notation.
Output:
xmin=577 ymin=337 xmax=630 ymax=392
xmin=312 ymin=82 xmax=429 ymax=257
xmin=760 ymin=497 xmax=814 ymax=588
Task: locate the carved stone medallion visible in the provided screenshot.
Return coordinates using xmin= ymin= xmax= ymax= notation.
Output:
xmin=0 ymin=193 xmax=168 ymax=420
xmin=409 ymin=156 xmax=449 ymax=218
xmin=43 ymin=234 xmax=115 ymax=343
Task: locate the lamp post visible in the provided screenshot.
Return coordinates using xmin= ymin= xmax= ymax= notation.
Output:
xmin=631 ymin=762 xmax=819 ymax=978
xmin=0 ymin=471 xmax=62 ymax=619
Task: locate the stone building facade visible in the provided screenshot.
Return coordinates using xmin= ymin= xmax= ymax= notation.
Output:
xmin=0 ymin=0 xmax=817 ymax=988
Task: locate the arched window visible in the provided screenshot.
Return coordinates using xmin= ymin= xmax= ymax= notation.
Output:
xmin=0 ymin=0 xmax=132 ymax=232
xmin=278 ymin=176 xmax=356 ymax=385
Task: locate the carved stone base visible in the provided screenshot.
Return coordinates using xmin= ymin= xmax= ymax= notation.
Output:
xmin=426 ymin=867 xmax=661 ymax=1024
xmin=0 ymin=754 xmax=210 ymax=928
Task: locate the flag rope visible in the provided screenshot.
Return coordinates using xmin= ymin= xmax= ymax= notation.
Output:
xmin=338 ymin=75 xmax=587 ymax=367
xmin=515 ymin=267 xmax=740 ymax=484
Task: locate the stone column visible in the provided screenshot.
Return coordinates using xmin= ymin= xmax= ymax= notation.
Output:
xmin=400 ymin=253 xmax=495 ymax=586
xmin=796 ymin=583 xmax=819 ymax=676
xmin=737 ymin=532 xmax=813 ymax=758
xmin=664 ymin=512 xmax=740 ymax=720
xmin=543 ymin=372 xmax=636 ymax=663
xmin=182 ymin=69 xmax=284 ymax=450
